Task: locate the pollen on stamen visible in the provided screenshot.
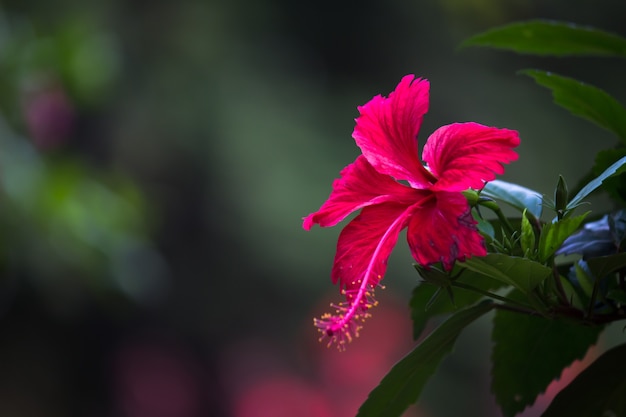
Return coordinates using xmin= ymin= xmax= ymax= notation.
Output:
xmin=313 ymin=285 xmax=380 ymax=351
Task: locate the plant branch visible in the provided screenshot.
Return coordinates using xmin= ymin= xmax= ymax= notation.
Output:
xmin=478 ymin=198 xmax=515 ymax=236
xmin=586 ymin=272 xmax=602 ymax=319
xmin=492 ymin=302 xmax=544 ymax=317
xmin=552 ymin=266 xmax=570 ymax=306
xmin=450 ymin=281 xmax=531 ymax=310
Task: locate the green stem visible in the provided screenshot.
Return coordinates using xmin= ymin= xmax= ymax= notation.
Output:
xmin=552 ymin=265 xmax=569 ymax=306
xmin=478 ymin=198 xmax=515 ymax=236
xmin=586 ymin=272 xmax=602 ymax=320
xmin=492 ymin=302 xmax=544 ymax=317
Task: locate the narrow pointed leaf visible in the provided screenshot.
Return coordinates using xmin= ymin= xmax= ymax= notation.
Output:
xmin=492 ymin=308 xmax=603 ymax=417
xmin=482 ymin=179 xmax=543 ymax=218
xmin=574 ymin=261 xmax=594 ymax=298
xmin=568 ymin=156 xmax=626 ymax=209
xmin=520 ymin=209 xmax=536 ymax=257
xmin=592 ymin=148 xmax=626 ymax=204
xmin=357 ymin=302 xmax=494 ymax=417
xmin=522 ymin=70 xmax=626 ymax=142
xmin=460 ymin=254 xmax=551 ymax=294
xmin=460 ymin=20 xmax=626 ymax=57
xmin=542 ymin=343 xmax=626 ymax=417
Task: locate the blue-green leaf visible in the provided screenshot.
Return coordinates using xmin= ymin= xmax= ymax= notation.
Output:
xmin=482 ymin=180 xmax=543 ymax=219
xmin=568 ymin=156 xmax=626 ymax=209
xmin=357 ymin=302 xmax=494 ymax=417
xmin=460 ymin=20 xmax=626 ymax=57
xmin=522 ymin=70 xmax=626 ymax=142
xmin=556 ymin=214 xmax=617 ymax=258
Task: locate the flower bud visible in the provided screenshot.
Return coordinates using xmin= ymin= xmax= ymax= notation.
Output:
xmin=554 ymin=175 xmax=569 ymax=218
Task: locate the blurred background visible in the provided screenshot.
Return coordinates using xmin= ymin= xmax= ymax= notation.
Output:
xmin=0 ymin=1 xmax=625 ymax=416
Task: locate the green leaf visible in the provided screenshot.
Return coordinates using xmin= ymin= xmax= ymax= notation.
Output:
xmin=574 ymin=261 xmax=594 ymax=299
xmin=541 ymin=343 xmax=626 ymax=417
xmin=412 ymin=265 xmax=456 ymax=317
xmin=559 ymin=273 xmax=588 ymax=310
xmin=606 ymin=289 xmax=626 ymax=304
xmin=460 ymin=254 xmax=551 ymax=294
xmin=586 ymin=252 xmax=626 ymax=279
xmin=538 ymin=213 xmax=589 ymax=262
xmin=520 ymin=209 xmax=536 ymax=257
xmin=460 ymin=19 xmax=626 ymax=57
xmin=482 ymin=180 xmax=543 ymax=219
xmin=522 ymin=70 xmax=626 ymax=142
xmin=474 ymin=211 xmax=496 ymax=240
xmin=492 ymin=309 xmax=603 ymax=417
xmin=568 ymin=155 xmax=626 ymax=209
xmin=411 ymin=268 xmax=505 ymax=339
xmin=357 ymin=302 xmax=494 ymax=417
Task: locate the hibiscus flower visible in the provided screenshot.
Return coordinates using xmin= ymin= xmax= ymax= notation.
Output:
xmin=303 ymin=75 xmax=519 ymax=348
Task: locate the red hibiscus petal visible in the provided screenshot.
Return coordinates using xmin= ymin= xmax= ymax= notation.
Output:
xmin=331 ymin=202 xmax=419 ymax=286
xmin=303 ymin=155 xmax=416 ymax=230
xmin=407 ymin=191 xmax=486 ymax=270
xmin=315 ymin=201 xmax=425 ymax=348
xmin=422 ymin=122 xmax=520 ymax=192
xmin=352 ymin=75 xmax=434 ymax=187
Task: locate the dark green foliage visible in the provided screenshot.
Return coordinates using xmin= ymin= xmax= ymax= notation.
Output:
xmin=491 ymin=309 xmax=603 ymax=417
xmin=541 ymin=344 xmax=626 ymax=417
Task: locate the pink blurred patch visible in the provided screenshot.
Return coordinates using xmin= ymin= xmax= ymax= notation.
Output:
xmin=23 ymin=82 xmax=75 ymax=150
xmin=112 ymin=339 xmax=205 ymax=417
xmin=222 ymin=292 xmax=426 ymax=417
xmin=234 ymin=374 xmax=335 ymax=417
xmin=312 ymin=292 xmax=423 ymax=416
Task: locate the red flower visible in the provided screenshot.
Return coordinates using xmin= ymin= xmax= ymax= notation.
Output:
xmin=303 ymin=75 xmax=519 ymax=348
